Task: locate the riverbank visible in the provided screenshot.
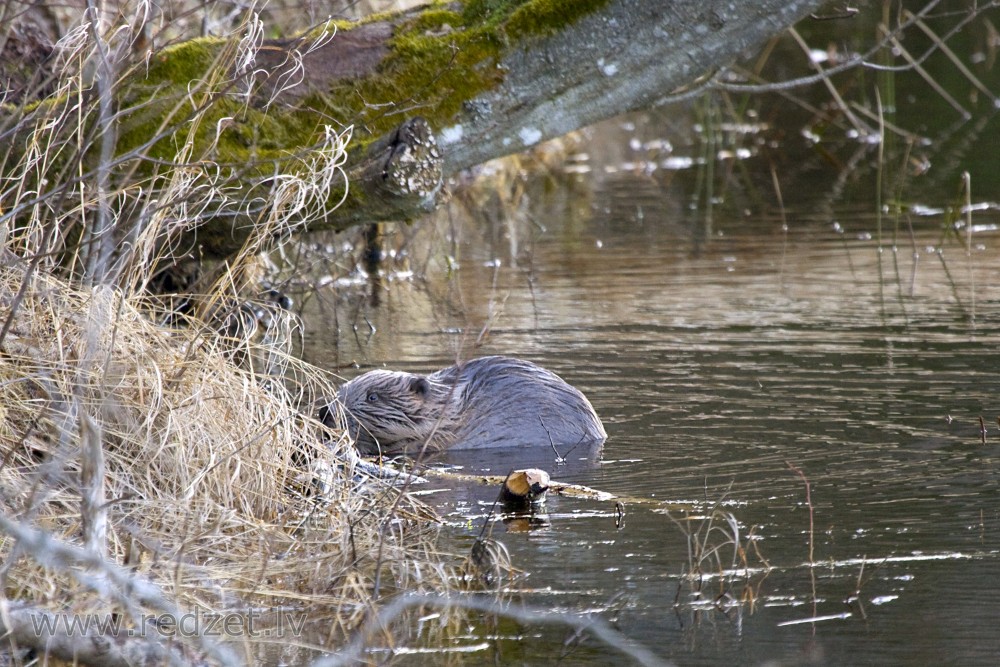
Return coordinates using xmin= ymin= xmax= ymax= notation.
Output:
xmin=0 ymin=263 xmax=468 ymax=664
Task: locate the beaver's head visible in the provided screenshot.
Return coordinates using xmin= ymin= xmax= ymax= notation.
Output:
xmin=328 ymin=370 xmax=436 ymax=455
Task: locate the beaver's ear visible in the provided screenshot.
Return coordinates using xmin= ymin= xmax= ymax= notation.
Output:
xmin=410 ymin=377 xmax=430 ymax=397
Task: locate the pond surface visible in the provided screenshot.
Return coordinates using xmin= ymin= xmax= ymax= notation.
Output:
xmin=298 ymin=4 xmax=1000 ymax=663
xmin=302 ymin=181 xmax=1000 ymax=665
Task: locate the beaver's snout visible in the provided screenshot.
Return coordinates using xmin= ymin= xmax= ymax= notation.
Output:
xmin=320 ymin=399 xmax=377 ymax=453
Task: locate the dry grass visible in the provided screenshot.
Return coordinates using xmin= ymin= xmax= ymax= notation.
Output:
xmin=0 ymin=262 xmax=460 ymax=654
xmin=667 ymin=493 xmax=769 ymax=626
xmin=0 ymin=3 xmax=470 ymax=662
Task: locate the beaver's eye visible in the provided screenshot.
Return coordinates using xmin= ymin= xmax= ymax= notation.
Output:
xmin=366 ymin=392 xmax=379 ymax=403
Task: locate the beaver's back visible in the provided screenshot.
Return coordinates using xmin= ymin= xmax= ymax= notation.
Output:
xmin=432 ymin=356 xmax=606 ymax=450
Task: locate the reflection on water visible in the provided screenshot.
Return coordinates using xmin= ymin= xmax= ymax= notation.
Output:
xmin=301 ymin=173 xmax=1000 ymax=662
xmin=294 ymin=4 xmax=1000 ymax=661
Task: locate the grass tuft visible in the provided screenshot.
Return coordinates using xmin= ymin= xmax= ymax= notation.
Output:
xmin=0 ymin=4 xmax=465 ymax=660
xmin=0 ymin=262 xmax=456 ymax=651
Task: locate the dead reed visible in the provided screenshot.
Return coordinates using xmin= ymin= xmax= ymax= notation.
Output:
xmin=0 ymin=3 xmax=467 ymax=663
xmin=0 ymin=259 xmax=467 ymax=660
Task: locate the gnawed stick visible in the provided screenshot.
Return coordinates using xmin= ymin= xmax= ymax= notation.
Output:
xmin=499 ymin=469 xmax=551 ymax=506
xmin=415 ymin=466 xmax=686 ymax=509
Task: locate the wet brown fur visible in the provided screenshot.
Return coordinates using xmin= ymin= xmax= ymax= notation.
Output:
xmin=324 ymin=356 xmax=606 ymax=456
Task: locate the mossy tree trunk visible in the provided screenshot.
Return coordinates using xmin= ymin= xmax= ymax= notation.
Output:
xmin=4 ymin=0 xmax=827 ymax=268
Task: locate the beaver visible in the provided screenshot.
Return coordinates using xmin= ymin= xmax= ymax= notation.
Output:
xmin=322 ymin=356 xmax=606 ymax=456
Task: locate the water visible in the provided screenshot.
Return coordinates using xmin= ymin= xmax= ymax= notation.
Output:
xmin=300 ymin=188 xmax=1000 ymax=664
xmin=296 ymin=3 xmax=1000 ymax=663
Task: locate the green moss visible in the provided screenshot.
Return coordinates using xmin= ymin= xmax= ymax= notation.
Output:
xmin=506 ymin=0 xmax=611 ymax=38
xmin=291 ymin=15 xmax=507 ymax=150
xmin=116 ymin=28 xmax=327 ymax=167
xmin=406 ymin=9 xmax=465 ymax=33
xmin=317 ymin=0 xmax=609 ymax=142
xmin=463 ymin=0 xmax=525 ymax=24
xmin=144 ymin=37 xmax=228 ymax=87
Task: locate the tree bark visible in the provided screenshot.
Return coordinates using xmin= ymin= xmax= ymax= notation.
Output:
xmin=438 ymin=0 xmax=826 ymax=173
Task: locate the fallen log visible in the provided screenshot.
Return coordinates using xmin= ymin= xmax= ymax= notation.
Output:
xmin=2 ymin=0 xmax=828 ymax=274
